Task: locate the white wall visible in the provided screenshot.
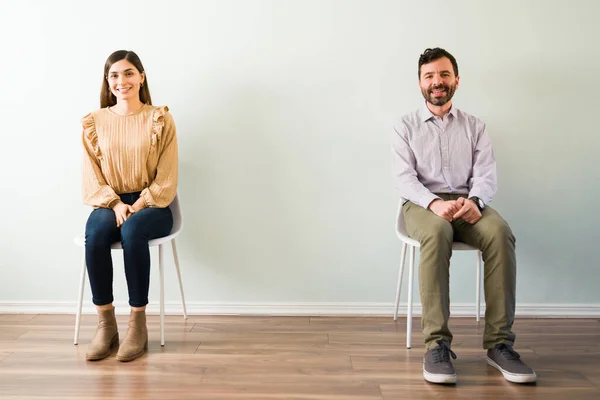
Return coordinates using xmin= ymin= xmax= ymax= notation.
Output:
xmin=0 ymin=0 xmax=598 ymax=314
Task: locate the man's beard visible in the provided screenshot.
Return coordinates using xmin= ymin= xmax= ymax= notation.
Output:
xmin=422 ymin=84 xmax=456 ymax=106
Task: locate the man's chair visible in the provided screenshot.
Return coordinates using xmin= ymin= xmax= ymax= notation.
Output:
xmin=73 ymin=195 xmax=188 ymax=347
xmin=394 ymin=201 xmax=482 ymax=348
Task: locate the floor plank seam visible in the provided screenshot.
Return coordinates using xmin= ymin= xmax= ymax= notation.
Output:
xmin=376 ymin=383 xmax=385 ymax=400
xmin=349 ymin=355 xmax=356 ymax=369
xmin=0 ymin=352 xmax=15 ymax=362
xmin=580 ymin=373 xmax=600 ymax=390
xmin=193 ymin=342 xmax=202 ymax=354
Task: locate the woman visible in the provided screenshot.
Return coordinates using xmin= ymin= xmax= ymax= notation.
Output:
xmin=82 ymin=50 xmax=178 ymax=362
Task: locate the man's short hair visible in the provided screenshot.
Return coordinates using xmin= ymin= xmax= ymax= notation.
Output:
xmin=418 ymin=48 xmax=459 ymax=79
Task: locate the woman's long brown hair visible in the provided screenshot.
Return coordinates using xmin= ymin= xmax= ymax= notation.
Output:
xmin=100 ymin=50 xmax=152 ymax=108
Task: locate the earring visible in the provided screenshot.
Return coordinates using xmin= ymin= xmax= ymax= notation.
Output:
xmin=140 ymin=82 xmax=144 ymax=88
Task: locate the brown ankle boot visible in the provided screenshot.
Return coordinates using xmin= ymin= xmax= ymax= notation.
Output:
xmin=116 ymin=310 xmax=148 ymax=362
xmin=86 ymin=307 xmax=119 ymax=361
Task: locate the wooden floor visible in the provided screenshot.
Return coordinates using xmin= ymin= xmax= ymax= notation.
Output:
xmin=0 ymin=315 xmax=599 ymax=399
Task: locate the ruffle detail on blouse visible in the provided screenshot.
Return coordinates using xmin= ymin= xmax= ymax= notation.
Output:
xmin=81 ymin=112 xmax=102 ymax=161
xmin=151 ymin=106 xmax=170 ymax=151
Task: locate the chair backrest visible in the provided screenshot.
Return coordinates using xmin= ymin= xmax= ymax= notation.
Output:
xmin=395 ymin=201 xmax=409 ymax=239
xmin=168 ymin=194 xmax=183 ymax=235
xmin=395 ymin=201 xmax=421 ymax=248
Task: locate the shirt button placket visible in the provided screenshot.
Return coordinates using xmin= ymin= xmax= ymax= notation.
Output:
xmin=441 ymin=128 xmax=450 ymax=190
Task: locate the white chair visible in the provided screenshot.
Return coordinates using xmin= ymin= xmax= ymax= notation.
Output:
xmin=393 ymin=201 xmax=482 ymax=348
xmin=73 ymin=195 xmax=187 ymax=347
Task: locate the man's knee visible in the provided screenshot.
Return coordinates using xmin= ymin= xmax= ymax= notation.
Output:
xmin=482 ymin=218 xmax=515 ymax=246
xmin=421 ymin=218 xmax=454 ymax=248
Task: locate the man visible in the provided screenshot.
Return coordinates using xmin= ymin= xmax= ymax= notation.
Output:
xmin=391 ymin=48 xmax=536 ymax=384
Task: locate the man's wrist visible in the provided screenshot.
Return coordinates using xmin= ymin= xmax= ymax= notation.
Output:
xmin=468 ymin=196 xmax=485 ymax=211
xmin=427 ymin=198 xmax=441 ymax=210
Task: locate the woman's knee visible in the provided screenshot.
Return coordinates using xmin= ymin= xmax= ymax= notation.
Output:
xmin=85 ymin=209 xmax=117 ymax=246
xmin=121 ymin=208 xmax=173 ymax=244
xmin=120 ymin=222 xmax=147 ymax=244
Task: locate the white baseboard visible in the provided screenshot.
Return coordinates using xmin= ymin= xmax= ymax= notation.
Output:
xmin=0 ymin=301 xmax=598 ymax=317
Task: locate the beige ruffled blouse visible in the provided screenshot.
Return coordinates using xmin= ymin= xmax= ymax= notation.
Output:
xmin=81 ymin=104 xmax=178 ymax=208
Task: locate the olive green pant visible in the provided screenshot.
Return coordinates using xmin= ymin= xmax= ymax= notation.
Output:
xmin=403 ymin=194 xmax=516 ymax=350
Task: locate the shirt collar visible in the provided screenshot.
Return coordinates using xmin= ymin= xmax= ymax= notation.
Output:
xmin=420 ymin=102 xmax=458 ymax=122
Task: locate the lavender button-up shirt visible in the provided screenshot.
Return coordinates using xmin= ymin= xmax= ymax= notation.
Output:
xmin=392 ymin=104 xmax=497 ymax=209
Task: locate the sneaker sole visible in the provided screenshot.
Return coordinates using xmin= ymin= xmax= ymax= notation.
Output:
xmin=423 ymin=364 xmax=457 ymax=384
xmin=486 ymin=357 xmax=537 ymax=383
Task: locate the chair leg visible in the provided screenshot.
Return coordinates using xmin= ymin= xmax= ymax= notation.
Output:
xmin=159 ymin=244 xmax=165 ymax=347
xmin=171 ymin=240 xmax=187 ymax=320
xmin=406 ymin=246 xmax=415 ymax=349
xmin=476 ymin=250 xmax=482 ymax=322
xmin=74 ymin=252 xmax=86 ymax=345
xmin=394 ymin=243 xmax=408 ymax=321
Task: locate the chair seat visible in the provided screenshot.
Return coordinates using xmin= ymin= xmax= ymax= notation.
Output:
xmin=451 ymin=241 xmax=479 ymax=251
xmin=73 ymin=231 xmax=181 ymax=249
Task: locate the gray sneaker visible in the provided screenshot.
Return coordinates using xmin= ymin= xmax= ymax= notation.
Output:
xmin=487 ymin=344 xmax=537 ymax=383
xmin=423 ymin=340 xmax=457 ymax=384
